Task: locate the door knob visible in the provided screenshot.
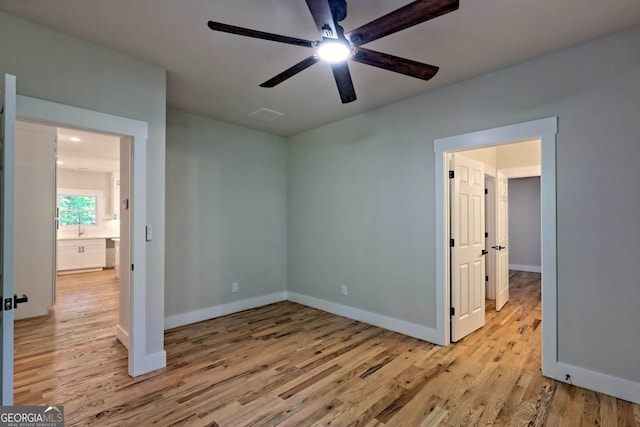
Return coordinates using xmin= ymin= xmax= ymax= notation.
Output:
xmin=481 ymin=249 xmax=489 ymax=256
xmin=491 ymin=245 xmax=506 ymax=250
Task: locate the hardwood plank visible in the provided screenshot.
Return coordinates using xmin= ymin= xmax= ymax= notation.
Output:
xmin=13 ymin=270 xmax=640 ymax=426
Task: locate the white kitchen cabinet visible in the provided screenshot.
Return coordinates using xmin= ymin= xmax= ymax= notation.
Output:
xmin=57 ymin=238 xmax=106 ymax=272
xmin=57 ymin=241 xmax=83 ymax=270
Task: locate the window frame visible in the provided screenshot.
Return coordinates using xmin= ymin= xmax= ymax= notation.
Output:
xmin=57 ymin=188 xmax=104 ymax=228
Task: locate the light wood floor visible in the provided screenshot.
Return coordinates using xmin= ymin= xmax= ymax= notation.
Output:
xmin=14 ymin=270 xmax=640 ymax=426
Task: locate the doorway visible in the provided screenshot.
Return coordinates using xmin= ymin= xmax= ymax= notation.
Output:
xmin=14 ymin=121 xmax=122 ymax=321
xmin=15 ymin=94 xmax=151 ymax=376
xmin=434 ymin=117 xmax=558 ymax=378
xmin=455 ymin=140 xmax=542 ymax=321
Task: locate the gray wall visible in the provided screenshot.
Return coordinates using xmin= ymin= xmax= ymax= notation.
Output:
xmin=165 ymin=109 xmax=287 ymax=317
xmin=0 ymin=12 xmax=166 ymax=357
xmin=288 ymin=26 xmax=640 ymax=382
xmin=508 ymin=177 xmax=541 ymax=269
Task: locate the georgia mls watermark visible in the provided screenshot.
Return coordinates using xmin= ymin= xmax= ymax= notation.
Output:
xmin=0 ymin=406 xmax=64 ymax=427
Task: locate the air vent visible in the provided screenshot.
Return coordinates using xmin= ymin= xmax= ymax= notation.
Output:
xmin=248 ymin=108 xmax=284 ymax=122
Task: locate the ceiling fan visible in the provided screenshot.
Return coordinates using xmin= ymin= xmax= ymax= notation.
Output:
xmin=207 ymin=0 xmax=459 ymax=103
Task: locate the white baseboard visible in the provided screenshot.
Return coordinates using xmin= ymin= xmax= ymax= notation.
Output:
xmin=286 ymin=292 xmax=441 ymax=345
xmin=57 ymin=267 xmax=103 ymax=275
xmin=130 ymin=350 xmax=167 ymax=377
xmin=552 ymin=362 xmax=640 ymax=405
xmin=509 ymin=264 xmax=542 ymax=273
xmin=164 ymin=292 xmax=287 ymax=330
xmin=116 ymin=324 xmax=129 ymax=349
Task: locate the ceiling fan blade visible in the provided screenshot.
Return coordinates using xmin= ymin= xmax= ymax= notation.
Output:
xmin=331 ymin=62 xmax=357 ymax=103
xmin=207 ymin=21 xmax=315 ymax=48
xmin=352 ymin=47 xmax=439 ymax=81
xmin=305 ymin=0 xmax=339 ymax=39
xmin=345 ymin=0 xmax=459 ymax=46
xmin=260 ymin=56 xmax=320 ymax=88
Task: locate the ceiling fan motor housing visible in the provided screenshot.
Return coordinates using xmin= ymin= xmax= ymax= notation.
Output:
xmin=329 ymin=0 xmax=347 ymax=22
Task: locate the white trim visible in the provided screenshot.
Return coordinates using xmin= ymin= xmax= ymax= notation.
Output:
xmin=286 ymin=292 xmax=441 ymax=344
xmin=555 ymin=362 xmax=640 ymax=405
xmin=16 ymin=95 xmax=147 ymax=138
xmin=132 ymin=351 xmax=166 ymax=378
xmin=57 ymin=268 xmax=103 ymax=275
xmin=116 ymin=324 xmax=129 ymax=349
xmin=501 ymin=165 xmax=541 ymax=178
xmin=164 ymin=292 xmax=287 ymax=330
xmin=16 ymin=95 xmax=155 ymax=376
xmin=129 ymin=134 xmax=148 ymax=377
xmin=509 ymin=264 xmax=542 ymax=273
xmin=2 ymin=74 xmax=17 ymax=405
xmin=434 ymin=117 xmax=558 ymax=366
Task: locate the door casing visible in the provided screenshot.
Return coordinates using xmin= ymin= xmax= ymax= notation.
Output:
xmin=15 ymin=95 xmax=152 ymax=377
xmin=434 ymin=117 xmax=557 ymax=379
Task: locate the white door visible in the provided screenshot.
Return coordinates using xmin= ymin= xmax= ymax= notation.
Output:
xmin=494 ymin=171 xmax=509 ymax=310
xmin=450 ymin=154 xmax=486 ymax=342
xmin=15 ymin=121 xmax=56 ymax=319
xmin=1 ymin=74 xmax=16 ymax=405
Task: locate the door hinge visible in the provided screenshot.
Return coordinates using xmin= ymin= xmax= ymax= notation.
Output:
xmin=486 ymin=275 xmax=489 ymax=282
xmin=484 ymin=188 xmax=488 ymax=194
xmin=450 ymin=307 xmax=455 ymax=316
xmin=485 ymin=232 xmax=489 ymax=238
xmin=450 ymin=238 xmax=455 ymax=248
xmin=131 ymin=263 xmax=134 ymax=271
xmin=449 ymin=170 xmax=454 ymax=179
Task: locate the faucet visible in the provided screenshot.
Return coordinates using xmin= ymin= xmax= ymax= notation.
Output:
xmin=78 ymin=214 xmax=84 ymax=237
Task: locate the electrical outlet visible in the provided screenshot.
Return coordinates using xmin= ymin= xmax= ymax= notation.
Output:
xmin=232 ymin=282 xmax=239 ymax=293
xmin=341 ymin=285 xmax=348 ymax=296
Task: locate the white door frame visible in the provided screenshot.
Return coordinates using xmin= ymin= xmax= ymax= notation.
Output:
xmin=434 ymin=117 xmax=557 ymax=377
xmin=16 ymin=95 xmax=148 ymax=377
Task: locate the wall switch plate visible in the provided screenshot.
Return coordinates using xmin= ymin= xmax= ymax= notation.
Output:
xmin=341 ymin=285 xmax=348 ymax=296
xmin=232 ymin=282 xmax=239 ymax=293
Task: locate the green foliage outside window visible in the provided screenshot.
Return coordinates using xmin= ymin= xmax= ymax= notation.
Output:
xmin=59 ymin=195 xmax=97 ymax=226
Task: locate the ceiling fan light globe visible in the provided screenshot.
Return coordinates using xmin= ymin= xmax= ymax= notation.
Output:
xmin=318 ymin=41 xmax=351 ymax=63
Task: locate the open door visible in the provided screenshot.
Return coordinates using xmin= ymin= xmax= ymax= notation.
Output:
xmin=494 ymin=171 xmax=509 ymax=310
xmin=450 ymin=153 xmax=486 ymax=342
xmin=14 ymin=121 xmax=55 ymax=320
xmin=1 ymin=74 xmax=16 ymax=405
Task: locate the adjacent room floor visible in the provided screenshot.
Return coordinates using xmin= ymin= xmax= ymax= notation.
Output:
xmin=14 ymin=270 xmax=640 ymax=426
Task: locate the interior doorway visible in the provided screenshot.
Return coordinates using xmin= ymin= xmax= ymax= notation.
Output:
xmin=15 ymin=94 xmax=150 ymax=376
xmin=434 ymin=117 xmax=558 ymax=379
xmin=455 ymin=140 xmax=542 ymax=321
xmin=14 ymin=121 xmax=122 ymax=322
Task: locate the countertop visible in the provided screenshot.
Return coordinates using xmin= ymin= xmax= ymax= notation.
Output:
xmin=57 ymin=236 xmax=120 ymax=241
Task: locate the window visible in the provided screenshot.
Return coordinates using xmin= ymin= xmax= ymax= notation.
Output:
xmin=59 ymin=194 xmax=97 ymax=225
xmin=57 ymin=188 xmax=103 ymax=227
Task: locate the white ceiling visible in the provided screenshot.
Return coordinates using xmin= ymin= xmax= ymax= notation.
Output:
xmin=2 ymin=0 xmax=640 ymax=136
xmin=57 ymin=127 xmax=120 ymax=174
